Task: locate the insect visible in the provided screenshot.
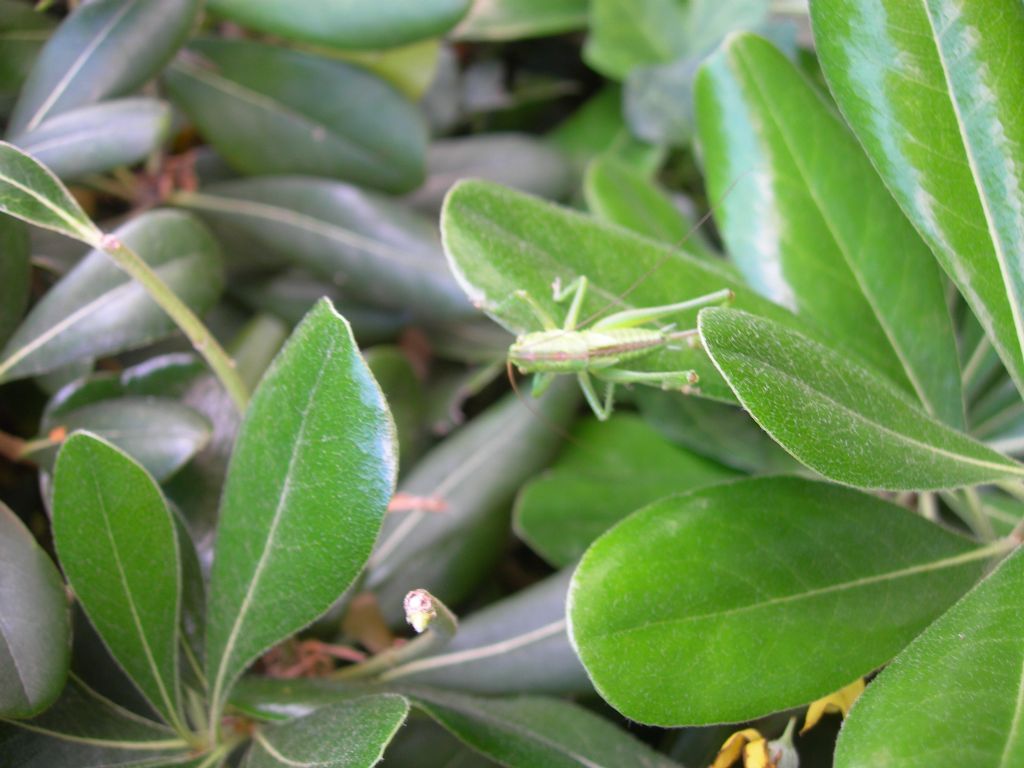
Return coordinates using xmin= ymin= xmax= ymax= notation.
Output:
xmin=507 ymin=274 xmax=734 ymax=420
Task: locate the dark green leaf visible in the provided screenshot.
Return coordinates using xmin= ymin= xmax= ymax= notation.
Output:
xmin=0 ymin=2 xmax=54 ymax=118
xmin=7 ymin=0 xmax=199 ymax=137
xmin=835 ymin=548 xmax=1024 ymax=767
xmin=811 ymin=0 xmax=1024 ymax=401
xmin=0 ymin=501 xmax=69 ymax=718
xmin=380 ymin=568 xmax=590 ymax=695
xmin=0 ymin=214 xmax=29 ymax=346
xmin=0 ymin=140 xmax=100 ymax=245
xmin=245 ymin=695 xmax=409 ymax=768
xmin=380 ymin=715 xmax=498 ymax=768
xmin=634 ymin=388 xmax=802 ymax=473
xmin=568 ymin=476 xmax=998 ymax=725
xmin=406 ymin=133 xmax=573 ymax=216
xmin=27 ymin=397 xmax=211 ymax=482
xmin=174 ymin=178 xmax=473 ymax=323
xmin=408 ymin=688 xmax=680 ymax=768
xmin=52 ymin=434 xmax=184 ymax=730
xmin=698 ymin=307 xmax=1024 ymax=490
xmin=205 ymin=299 xmax=397 ymax=719
xmin=15 ymin=98 xmax=171 ymax=181
xmin=364 ymin=346 xmax=427 ymax=472
xmin=206 ymin=0 xmax=470 ymax=49
xmin=0 ymin=677 xmax=192 ymax=768
xmin=364 ymin=383 xmax=577 ymax=625
xmin=164 ymin=39 xmax=426 ymax=193
xmin=452 ymin=0 xmax=588 ymax=41
xmin=440 ymin=179 xmax=810 ymax=402
xmin=696 ymin=33 xmax=963 ymax=426
xmin=515 ymin=415 xmax=738 ymax=566
xmin=0 ymin=209 xmax=223 ymax=382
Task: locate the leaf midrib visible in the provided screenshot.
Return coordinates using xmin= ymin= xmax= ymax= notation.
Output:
xmin=587 ymin=542 xmax=998 ymax=644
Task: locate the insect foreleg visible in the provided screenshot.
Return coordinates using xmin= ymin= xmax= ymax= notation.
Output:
xmin=551 ymin=275 xmax=589 ymax=331
xmin=513 ymin=289 xmax=558 ymax=331
xmin=593 ymin=288 xmax=734 ymax=330
xmin=577 ymin=370 xmax=615 ymax=421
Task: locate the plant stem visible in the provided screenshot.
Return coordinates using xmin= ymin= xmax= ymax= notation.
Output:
xmin=99 ymin=233 xmax=249 ymax=413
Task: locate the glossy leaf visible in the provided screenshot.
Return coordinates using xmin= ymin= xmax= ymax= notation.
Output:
xmin=14 ymin=98 xmax=170 ymax=181
xmin=0 ymin=214 xmax=29 ymax=346
xmin=364 ymin=383 xmax=577 ymax=625
xmin=174 ymin=178 xmax=474 ymax=323
xmin=205 ymin=299 xmax=397 ymax=719
xmin=406 ymin=133 xmax=574 ymax=216
xmin=364 ymin=346 xmax=426 ymax=472
xmin=380 ymin=568 xmax=590 ymax=695
xmin=453 ymin=0 xmax=588 ymax=41
xmin=408 ymin=688 xmax=680 ymax=768
xmin=811 ymin=0 xmax=1024 ymax=401
xmin=164 ymin=39 xmax=426 ymax=193
xmin=515 ymin=415 xmax=738 ymax=566
xmin=0 ymin=140 xmax=100 ymax=245
xmin=0 ymin=677 xmax=192 ymax=767
xmin=52 ymin=434 xmax=184 ymax=730
xmin=206 ymin=0 xmax=470 ymax=50
xmin=0 ymin=501 xmax=69 ymax=718
xmin=245 ymin=695 xmax=409 ymax=768
xmin=699 ymin=307 xmax=1024 ymax=490
xmin=568 ymin=476 xmax=996 ymax=726
xmin=7 ymin=0 xmax=199 ymax=137
xmin=27 ymin=397 xmax=211 ymax=482
xmin=696 ymin=33 xmax=963 ymax=426
xmin=0 ymin=210 xmax=223 ymax=382
xmin=441 ymin=180 xmax=814 ymax=402
xmin=835 ymin=548 xmax=1024 ymax=767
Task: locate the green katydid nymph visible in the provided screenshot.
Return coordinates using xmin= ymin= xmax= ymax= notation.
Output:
xmin=507 ymin=275 xmax=734 ymax=420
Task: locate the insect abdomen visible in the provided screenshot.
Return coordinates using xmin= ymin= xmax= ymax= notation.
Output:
xmin=509 ymin=328 xmax=665 ymax=373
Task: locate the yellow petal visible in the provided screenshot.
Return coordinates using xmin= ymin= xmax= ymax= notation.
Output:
xmin=711 ymin=729 xmax=764 ymax=768
xmin=744 ymin=739 xmax=773 ymax=768
xmin=801 ymin=678 xmax=866 ymax=734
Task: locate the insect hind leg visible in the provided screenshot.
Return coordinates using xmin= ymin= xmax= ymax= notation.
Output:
xmin=597 ymin=368 xmax=699 ymax=392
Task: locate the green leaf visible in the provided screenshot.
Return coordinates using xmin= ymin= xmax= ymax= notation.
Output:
xmin=364 ymin=383 xmax=577 ymax=625
xmin=27 ymin=397 xmax=211 ymax=482
xmin=407 ymin=134 xmax=574 ymax=216
xmin=380 ymin=568 xmax=591 ymax=695
xmin=811 ymin=0 xmax=1024 ymax=402
xmin=407 ymin=688 xmax=680 ymax=768
xmin=583 ymin=154 xmax=721 ymax=261
xmin=452 ymin=0 xmax=589 ymax=41
xmin=0 ymin=501 xmax=69 ymax=718
xmin=0 ymin=2 xmax=54 ymax=118
xmin=835 ymin=547 xmax=1024 ymax=767
xmin=206 ymin=0 xmax=470 ymax=49
xmin=6 ymin=0 xmax=199 ymax=137
xmin=364 ymin=346 xmax=427 ymax=472
xmin=440 ymin=179 xmax=809 ymax=403
xmin=52 ymin=433 xmax=184 ymax=731
xmin=245 ymin=695 xmax=409 ymax=768
xmin=583 ymin=0 xmax=688 ymax=80
xmin=515 ymin=415 xmax=739 ymax=566
xmin=0 ymin=677 xmax=192 ymax=767
xmin=14 ymin=98 xmax=171 ymax=182
xmin=695 ymin=33 xmax=963 ymax=427
xmin=568 ymin=476 xmax=1000 ymax=726
xmin=634 ymin=388 xmax=802 ymax=473
xmin=164 ymin=39 xmax=426 ymax=194
xmin=699 ymin=307 xmax=1024 ymax=490
xmin=0 ymin=214 xmax=29 ymax=346
xmin=0 ymin=209 xmax=224 ymax=383
xmin=379 ymin=715 xmax=497 ymax=768
xmin=0 ymin=140 xmax=101 ymax=245
xmin=174 ymin=178 xmax=474 ymax=323
xmin=205 ymin=299 xmax=397 ymax=719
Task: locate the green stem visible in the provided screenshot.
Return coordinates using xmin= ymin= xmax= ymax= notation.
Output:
xmin=99 ymin=233 xmax=249 ymax=413
xmin=963 ymin=487 xmax=996 ymax=543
